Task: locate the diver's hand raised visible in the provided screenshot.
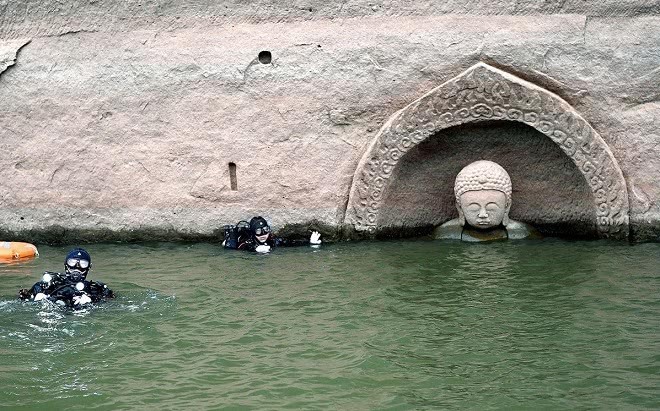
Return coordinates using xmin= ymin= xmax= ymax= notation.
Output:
xmin=310 ymin=231 xmax=322 ymax=246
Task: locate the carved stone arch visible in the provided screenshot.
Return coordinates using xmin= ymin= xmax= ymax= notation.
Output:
xmin=344 ymin=63 xmax=629 ymax=239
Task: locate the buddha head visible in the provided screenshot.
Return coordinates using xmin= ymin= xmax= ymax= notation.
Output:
xmin=454 ymin=160 xmax=512 ymax=229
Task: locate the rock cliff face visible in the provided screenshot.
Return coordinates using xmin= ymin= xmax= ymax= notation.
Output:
xmin=0 ymin=1 xmax=658 ymax=242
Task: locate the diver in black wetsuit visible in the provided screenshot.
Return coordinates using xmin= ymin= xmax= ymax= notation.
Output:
xmin=223 ymin=216 xmax=322 ymax=253
xmin=18 ymin=248 xmax=114 ymax=308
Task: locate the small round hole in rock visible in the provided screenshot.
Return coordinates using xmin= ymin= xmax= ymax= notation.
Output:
xmin=258 ymin=51 xmax=272 ymax=64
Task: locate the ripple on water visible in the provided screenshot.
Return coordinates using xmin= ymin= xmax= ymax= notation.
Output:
xmin=0 ymin=240 xmax=659 ymax=409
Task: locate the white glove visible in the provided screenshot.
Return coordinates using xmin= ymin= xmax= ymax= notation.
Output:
xmin=34 ymin=293 xmax=47 ymax=301
xmin=73 ymin=294 xmax=92 ymax=306
xmin=255 ymin=244 xmax=271 ymax=253
xmin=310 ymin=231 xmax=322 ymax=245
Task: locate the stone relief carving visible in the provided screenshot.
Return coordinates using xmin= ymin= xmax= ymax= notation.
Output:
xmin=345 ymin=63 xmax=629 ymax=239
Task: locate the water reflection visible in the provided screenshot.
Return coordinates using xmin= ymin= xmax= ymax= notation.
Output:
xmin=449 ymin=242 xmax=518 ymax=275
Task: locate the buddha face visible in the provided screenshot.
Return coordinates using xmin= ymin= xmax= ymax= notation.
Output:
xmin=458 ymin=189 xmax=508 ymax=229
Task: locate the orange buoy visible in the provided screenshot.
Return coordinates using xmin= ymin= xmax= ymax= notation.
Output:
xmin=0 ymin=242 xmax=39 ymax=262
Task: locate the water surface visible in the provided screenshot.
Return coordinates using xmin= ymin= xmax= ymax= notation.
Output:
xmin=1 ymin=239 xmax=658 ymax=410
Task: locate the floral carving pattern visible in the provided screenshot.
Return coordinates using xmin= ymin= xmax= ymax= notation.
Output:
xmin=345 ymin=63 xmax=629 ymax=239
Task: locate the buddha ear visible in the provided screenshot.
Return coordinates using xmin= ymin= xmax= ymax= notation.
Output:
xmin=456 ymin=201 xmax=465 ymax=226
xmin=502 ymin=204 xmax=511 ymax=227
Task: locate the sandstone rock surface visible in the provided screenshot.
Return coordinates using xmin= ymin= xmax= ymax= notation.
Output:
xmin=0 ymin=1 xmax=658 ymax=242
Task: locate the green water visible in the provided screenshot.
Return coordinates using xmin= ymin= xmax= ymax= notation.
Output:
xmin=1 ymin=239 xmax=658 ymax=410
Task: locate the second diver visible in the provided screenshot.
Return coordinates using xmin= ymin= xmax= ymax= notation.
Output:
xmin=223 ymin=216 xmax=321 ymax=253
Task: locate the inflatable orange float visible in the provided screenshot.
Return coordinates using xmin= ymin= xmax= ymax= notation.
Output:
xmin=0 ymin=242 xmax=39 ymax=262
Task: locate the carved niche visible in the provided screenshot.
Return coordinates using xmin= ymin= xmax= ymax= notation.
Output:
xmin=344 ymin=63 xmax=629 ymax=239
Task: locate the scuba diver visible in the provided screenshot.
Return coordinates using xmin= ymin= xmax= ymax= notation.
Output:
xmin=223 ymin=216 xmax=322 ymax=253
xmin=18 ymin=248 xmax=114 ymax=308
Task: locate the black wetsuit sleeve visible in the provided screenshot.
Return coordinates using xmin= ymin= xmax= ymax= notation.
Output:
xmin=238 ymin=239 xmax=258 ymax=252
xmin=272 ymin=236 xmax=310 ymax=247
xmin=86 ymin=281 xmax=115 ymax=301
xmin=18 ymin=281 xmax=45 ymax=300
xmin=230 ymin=234 xmax=303 ymax=251
xmin=18 ymin=272 xmax=65 ymax=300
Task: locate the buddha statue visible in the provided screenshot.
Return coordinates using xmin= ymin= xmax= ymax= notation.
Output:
xmin=434 ymin=160 xmax=539 ymax=242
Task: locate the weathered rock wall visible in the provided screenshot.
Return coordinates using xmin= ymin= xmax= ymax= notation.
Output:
xmin=0 ymin=1 xmax=659 ymax=242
